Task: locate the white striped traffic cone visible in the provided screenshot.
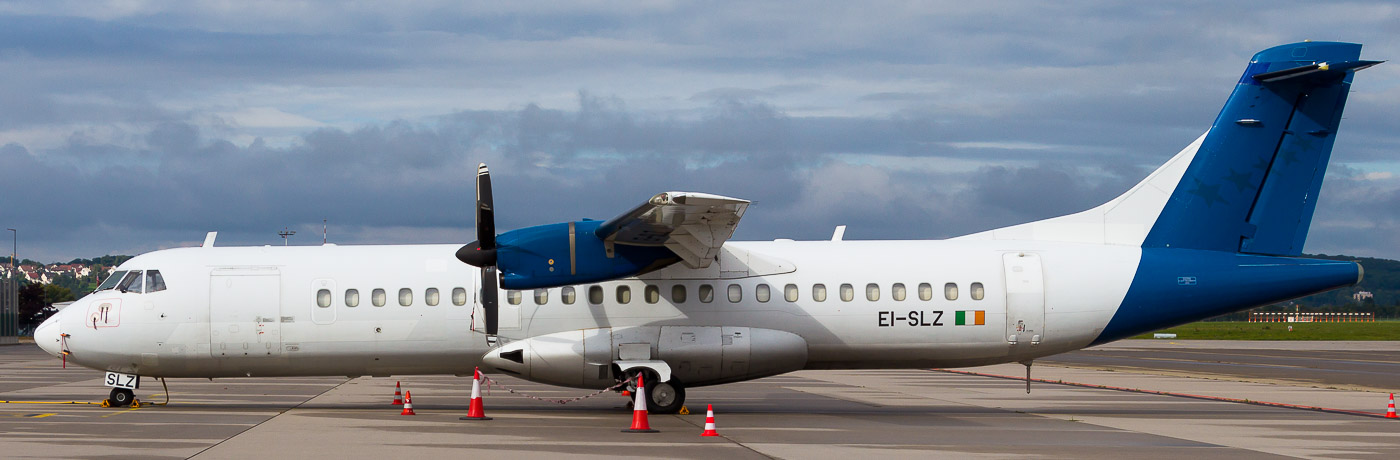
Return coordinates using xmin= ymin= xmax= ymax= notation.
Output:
xmin=392 ymin=381 xmax=403 ymax=405
xmin=460 ymin=367 xmax=492 ymax=421
xmin=700 ymin=404 xmax=719 ymax=436
xmin=1387 ymin=393 xmax=1396 ymax=418
xmin=622 ymin=374 xmax=658 ymax=433
xmin=400 ymin=391 xmax=416 ymax=416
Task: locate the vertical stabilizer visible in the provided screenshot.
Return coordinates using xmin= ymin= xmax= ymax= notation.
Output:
xmin=1143 ymin=42 xmax=1377 ymax=255
xmin=957 ymin=42 xmax=1378 ymax=255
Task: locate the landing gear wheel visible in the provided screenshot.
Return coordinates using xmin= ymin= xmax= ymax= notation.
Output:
xmin=645 ymin=378 xmax=685 ymax=414
xmin=108 ymin=388 xmax=134 ymax=407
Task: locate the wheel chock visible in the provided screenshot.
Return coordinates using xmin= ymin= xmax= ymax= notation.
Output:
xmin=100 ymin=399 xmax=111 ymax=408
xmin=130 ymin=399 xmax=141 ymax=408
xmin=678 ymin=405 xmax=689 ymax=415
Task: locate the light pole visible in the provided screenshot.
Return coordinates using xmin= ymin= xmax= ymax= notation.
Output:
xmin=5 ymin=228 xmax=13 ymax=271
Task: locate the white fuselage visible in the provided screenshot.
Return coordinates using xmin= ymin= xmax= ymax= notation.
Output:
xmin=37 ymin=238 xmax=1138 ymax=385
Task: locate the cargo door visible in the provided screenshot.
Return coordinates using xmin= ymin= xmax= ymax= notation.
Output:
xmin=209 ymin=268 xmax=282 ymax=357
xmin=1002 ymin=253 xmax=1044 ymax=346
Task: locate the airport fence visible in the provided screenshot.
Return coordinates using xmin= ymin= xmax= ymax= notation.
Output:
xmin=1247 ymin=312 xmax=1375 ymax=323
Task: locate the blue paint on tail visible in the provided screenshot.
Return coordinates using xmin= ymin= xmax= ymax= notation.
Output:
xmin=1144 ymin=42 xmax=1378 ymax=256
xmin=1094 ymin=42 xmax=1376 ymax=344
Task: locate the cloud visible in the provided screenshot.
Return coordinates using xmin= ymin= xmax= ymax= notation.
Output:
xmin=1 ymin=2 xmax=1399 ymax=262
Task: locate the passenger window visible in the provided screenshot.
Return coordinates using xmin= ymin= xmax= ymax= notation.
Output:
xmin=756 ymin=284 xmax=770 ymax=303
xmin=426 ymin=288 xmax=440 ymax=306
xmin=892 ymin=283 xmax=906 ymax=301
xmin=616 ymin=286 xmax=631 ymax=304
xmin=918 ymin=283 xmax=933 ymax=301
xmin=118 ymin=271 xmax=144 ymax=294
xmin=971 ymin=282 xmax=985 ymax=300
xmin=346 ymin=289 xmax=360 ymax=307
xmin=944 ymin=283 xmax=959 ymax=301
xmin=534 ymin=289 xmax=549 ymax=305
xmin=399 ymin=288 xmax=413 ymax=306
xmin=866 ymin=283 xmax=880 ymax=301
xmin=146 ymin=270 xmax=167 ymax=292
xmin=372 ymin=289 xmax=386 ymax=307
xmin=589 ymin=286 xmax=604 ymax=304
xmin=644 ymin=285 xmax=660 ymax=304
xmin=784 ymin=284 xmax=798 ymax=302
xmin=839 ymin=283 xmax=854 ymax=302
xmin=562 ymin=287 xmax=576 ymax=305
xmin=452 ymin=287 xmax=467 ymax=306
xmin=507 ymin=290 xmax=522 ymax=305
xmin=316 ymin=289 xmax=332 ymax=308
xmin=728 ymin=284 xmax=742 ymax=303
xmin=812 ymin=284 xmax=827 ymax=302
xmin=671 ymin=285 xmax=686 ymax=303
xmin=699 ymin=284 xmax=714 ymax=303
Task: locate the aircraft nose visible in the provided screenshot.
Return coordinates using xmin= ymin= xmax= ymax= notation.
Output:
xmin=34 ymin=315 xmax=61 ymax=358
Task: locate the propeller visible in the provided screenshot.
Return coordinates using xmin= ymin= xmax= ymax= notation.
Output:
xmin=456 ymin=163 xmax=500 ymax=340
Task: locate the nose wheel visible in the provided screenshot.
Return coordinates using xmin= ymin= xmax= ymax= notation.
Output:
xmin=107 ymin=388 xmax=135 ymax=407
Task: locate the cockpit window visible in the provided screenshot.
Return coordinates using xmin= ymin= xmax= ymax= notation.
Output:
xmin=146 ymin=270 xmax=167 ymax=293
xmin=117 ymin=271 xmax=144 ymax=294
xmin=97 ymin=271 xmax=128 ymax=291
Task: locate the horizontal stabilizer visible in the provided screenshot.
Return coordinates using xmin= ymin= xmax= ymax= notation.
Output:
xmin=1251 ymin=59 xmax=1383 ymax=84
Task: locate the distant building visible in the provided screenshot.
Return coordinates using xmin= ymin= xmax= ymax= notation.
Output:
xmin=1353 ymin=291 xmax=1373 ymax=302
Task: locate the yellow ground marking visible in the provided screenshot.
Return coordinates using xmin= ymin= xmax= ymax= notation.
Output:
xmin=100 ymin=407 xmax=141 ymax=418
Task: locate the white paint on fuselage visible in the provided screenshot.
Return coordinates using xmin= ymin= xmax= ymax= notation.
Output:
xmin=46 ymin=239 xmax=1139 ymax=385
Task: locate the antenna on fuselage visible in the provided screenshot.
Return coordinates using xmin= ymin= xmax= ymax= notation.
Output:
xmin=278 ymin=228 xmax=296 ymax=246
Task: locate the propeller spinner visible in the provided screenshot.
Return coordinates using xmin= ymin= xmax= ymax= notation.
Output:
xmin=456 ymin=163 xmax=500 ymax=340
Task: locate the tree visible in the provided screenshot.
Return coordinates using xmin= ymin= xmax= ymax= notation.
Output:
xmin=43 ymin=284 xmax=74 ymax=306
xmin=17 ymin=283 xmax=48 ymax=324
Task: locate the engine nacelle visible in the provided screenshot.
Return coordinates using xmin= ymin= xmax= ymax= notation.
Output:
xmin=481 ymin=326 xmax=809 ymax=389
xmin=495 ymin=220 xmax=678 ymax=290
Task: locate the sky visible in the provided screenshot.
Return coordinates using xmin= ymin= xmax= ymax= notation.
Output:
xmin=1 ymin=1 xmax=1398 ymax=263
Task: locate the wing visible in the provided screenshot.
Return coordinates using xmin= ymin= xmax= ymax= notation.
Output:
xmin=595 ymin=192 xmax=749 ymax=268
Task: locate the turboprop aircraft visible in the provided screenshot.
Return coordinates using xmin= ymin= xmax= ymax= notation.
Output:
xmin=33 ymin=42 xmax=1378 ymax=413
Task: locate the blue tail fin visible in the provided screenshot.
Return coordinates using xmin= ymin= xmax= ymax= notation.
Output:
xmin=1142 ymin=42 xmax=1380 ymax=255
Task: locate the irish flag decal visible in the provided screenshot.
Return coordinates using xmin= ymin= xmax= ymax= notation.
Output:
xmin=955 ymin=310 xmax=985 ymax=326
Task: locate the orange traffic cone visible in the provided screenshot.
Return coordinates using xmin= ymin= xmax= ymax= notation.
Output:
xmin=400 ymin=391 xmax=416 ymax=415
xmin=622 ymin=374 xmax=658 ymax=433
xmin=1387 ymin=393 xmax=1397 ymax=418
xmin=700 ymin=404 xmax=719 ymax=436
xmin=392 ymin=381 xmax=403 ymax=405
xmin=460 ymin=367 xmax=492 ymax=421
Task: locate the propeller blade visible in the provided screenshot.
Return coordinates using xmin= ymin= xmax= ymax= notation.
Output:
xmin=476 ymin=163 xmax=495 ymax=250
xmin=482 ymin=266 xmax=499 ymax=336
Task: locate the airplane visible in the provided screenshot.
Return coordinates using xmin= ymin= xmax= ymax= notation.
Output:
xmin=33 ymin=41 xmax=1379 ymax=413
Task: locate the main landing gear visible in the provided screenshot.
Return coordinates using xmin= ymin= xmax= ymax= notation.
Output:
xmin=626 ymin=371 xmax=686 ymax=414
xmin=107 ymin=388 xmax=136 ymax=407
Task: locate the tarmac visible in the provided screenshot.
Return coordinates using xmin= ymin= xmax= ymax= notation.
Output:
xmin=0 ymin=340 xmax=1397 ymax=459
